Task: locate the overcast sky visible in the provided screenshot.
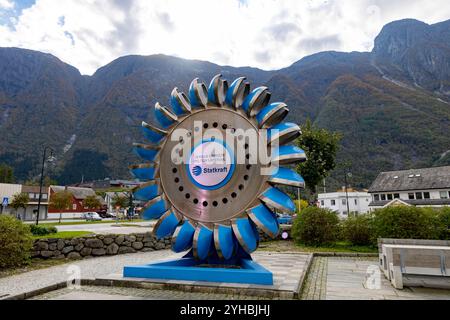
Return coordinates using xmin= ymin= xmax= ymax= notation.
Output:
xmin=0 ymin=0 xmax=449 ymax=75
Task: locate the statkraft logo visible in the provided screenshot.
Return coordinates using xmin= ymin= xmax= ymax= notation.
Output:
xmin=192 ymin=166 xmax=202 ymax=176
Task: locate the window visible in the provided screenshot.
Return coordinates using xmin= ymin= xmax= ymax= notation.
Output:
xmin=423 ymin=192 xmax=430 ymax=199
xmin=440 ymin=191 xmax=448 ymax=199
xmin=381 ymin=194 xmax=386 ymax=201
xmin=320 ymin=200 xmax=324 ymax=206
xmin=29 ymin=193 xmax=34 ymax=199
xmin=394 ymin=194 xmax=400 ymax=199
xmin=408 ymin=193 xmax=415 ymax=200
xmin=331 ymin=200 xmax=336 ymax=206
xmin=342 ymin=199 xmax=346 ymax=205
xmin=374 ymin=194 xmax=380 ymax=201
xmin=72 ymin=204 xmax=77 ymax=210
xmin=42 ymin=194 xmax=48 ymax=200
xmin=342 ymin=211 xmax=348 ymax=216
xmin=416 ymin=192 xmax=423 ymax=200
xmin=387 ymin=194 xmax=393 ymax=201
xmin=354 ymin=199 xmax=358 ymax=205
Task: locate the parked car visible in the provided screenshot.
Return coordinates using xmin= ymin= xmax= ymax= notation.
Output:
xmin=83 ymin=212 xmax=102 ymax=221
xmin=98 ymin=211 xmax=116 ymax=218
xmin=277 ymin=214 xmax=293 ymax=225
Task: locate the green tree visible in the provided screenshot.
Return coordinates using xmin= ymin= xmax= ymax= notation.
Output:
xmin=296 ymin=119 xmax=342 ymax=193
xmin=0 ymin=163 xmax=15 ymax=183
xmin=112 ymin=194 xmax=128 ymax=220
xmin=24 ymin=176 xmax=57 ymax=187
xmin=83 ymin=195 xmax=102 ymax=210
xmin=10 ymin=193 xmax=30 ymax=220
xmin=49 ymin=191 xmax=72 ymax=224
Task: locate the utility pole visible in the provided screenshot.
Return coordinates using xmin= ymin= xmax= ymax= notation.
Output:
xmin=36 ymin=146 xmax=54 ymax=225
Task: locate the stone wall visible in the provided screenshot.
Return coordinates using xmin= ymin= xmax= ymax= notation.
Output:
xmin=32 ymin=226 xmax=293 ymax=260
xmin=32 ymin=233 xmax=172 ymax=260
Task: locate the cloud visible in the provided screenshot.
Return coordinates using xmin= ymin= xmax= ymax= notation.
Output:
xmin=0 ymin=0 xmax=14 ymax=9
xmin=0 ymin=0 xmax=448 ymax=75
xmin=298 ymin=35 xmax=341 ymax=54
xmin=157 ymin=12 xmax=175 ymax=32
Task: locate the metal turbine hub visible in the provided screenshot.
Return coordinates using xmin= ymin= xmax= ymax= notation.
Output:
xmin=130 ymin=75 xmax=307 ymax=261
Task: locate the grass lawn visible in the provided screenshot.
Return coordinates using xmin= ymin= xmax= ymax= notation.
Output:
xmin=32 ymin=231 xmax=94 ymax=239
xmin=38 ymin=219 xmax=144 ymax=227
xmin=0 ymin=258 xmax=71 ymax=279
xmin=259 ymin=240 xmax=378 ymax=254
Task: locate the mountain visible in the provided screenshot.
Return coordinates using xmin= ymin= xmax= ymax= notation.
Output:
xmin=0 ymin=18 xmax=449 ymax=189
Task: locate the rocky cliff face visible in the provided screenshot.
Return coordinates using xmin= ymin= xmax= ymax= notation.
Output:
xmin=0 ymin=18 xmax=449 ymax=188
xmin=373 ymin=19 xmax=450 ymax=95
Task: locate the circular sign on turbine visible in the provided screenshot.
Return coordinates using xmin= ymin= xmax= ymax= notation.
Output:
xmin=130 ymin=74 xmax=307 ymax=261
xmin=187 ymin=140 xmax=235 ymax=190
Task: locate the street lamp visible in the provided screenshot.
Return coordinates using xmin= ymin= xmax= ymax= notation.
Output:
xmin=36 ymin=146 xmax=54 ymax=225
xmin=344 ymin=171 xmax=352 ymax=216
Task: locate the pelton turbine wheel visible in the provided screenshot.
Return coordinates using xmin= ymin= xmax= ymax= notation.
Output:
xmin=130 ymin=75 xmax=307 ymax=261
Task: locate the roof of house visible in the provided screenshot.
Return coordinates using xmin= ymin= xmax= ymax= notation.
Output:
xmin=369 ymin=198 xmax=450 ymax=207
xmin=22 ymin=185 xmax=48 ymax=194
xmin=368 ymin=166 xmax=450 ymax=193
xmin=51 ymin=186 xmax=96 ymax=200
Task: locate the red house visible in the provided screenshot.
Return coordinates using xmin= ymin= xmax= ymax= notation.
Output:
xmin=48 ymin=185 xmax=103 ymax=219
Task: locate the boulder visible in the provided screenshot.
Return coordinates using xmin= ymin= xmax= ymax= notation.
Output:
xmin=62 ymin=246 xmax=74 ymax=254
xmin=132 ymin=242 xmax=144 ymax=250
xmin=118 ymin=246 xmax=136 ymax=254
xmin=67 ymin=252 xmax=82 ymax=260
xmin=125 ymin=235 xmax=136 ymax=242
xmin=80 ymin=247 xmax=92 ymax=257
xmin=57 ymin=239 xmax=65 ymax=250
xmin=85 ymin=238 xmax=103 ymax=248
xmin=155 ymin=242 xmax=165 ymax=250
xmin=41 ymin=250 xmax=54 ymax=258
xmin=70 ymin=238 xmax=80 ymax=246
xmin=49 ymin=243 xmax=58 ymax=251
xmin=115 ymin=235 xmax=125 ymax=245
xmin=103 ymin=237 xmax=114 ymax=245
xmin=75 ymin=243 xmax=84 ymax=251
xmin=36 ymin=241 xmax=49 ymax=251
xmin=92 ymin=248 xmax=106 ymax=256
xmin=106 ymin=243 xmax=119 ymax=255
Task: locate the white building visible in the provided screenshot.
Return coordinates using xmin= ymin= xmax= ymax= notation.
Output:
xmin=368 ymin=166 xmax=450 ymax=210
xmin=318 ymin=189 xmax=371 ymax=218
xmin=0 ymin=183 xmax=22 ymax=216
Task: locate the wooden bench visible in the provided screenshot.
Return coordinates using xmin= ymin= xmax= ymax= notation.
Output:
xmin=383 ymin=245 xmax=450 ymax=289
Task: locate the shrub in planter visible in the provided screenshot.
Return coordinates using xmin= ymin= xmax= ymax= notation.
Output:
xmin=372 ymin=206 xmax=440 ymax=241
xmin=292 ymin=207 xmax=340 ymax=246
xmin=30 ymin=224 xmax=58 ymax=236
xmin=0 ymin=215 xmax=33 ymax=268
xmin=342 ymin=214 xmax=374 ymax=246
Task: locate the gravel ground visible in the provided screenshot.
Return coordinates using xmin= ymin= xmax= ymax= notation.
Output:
xmin=0 ymin=250 xmax=183 ymax=298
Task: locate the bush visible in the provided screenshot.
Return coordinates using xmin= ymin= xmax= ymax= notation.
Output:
xmin=342 ymin=214 xmax=374 ymax=246
xmin=292 ymin=207 xmax=340 ymax=246
xmin=30 ymin=224 xmax=58 ymax=236
xmin=435 ymin=207 xmax=450 ymax=240
xmin=371 ymin=206 xmax=440 ymax=241
xmin=0 ymin=215 xmax=33 ymax=268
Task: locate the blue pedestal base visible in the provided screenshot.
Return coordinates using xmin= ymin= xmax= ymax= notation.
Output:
xmin=123 ymin=257 xmax=273 ymax=285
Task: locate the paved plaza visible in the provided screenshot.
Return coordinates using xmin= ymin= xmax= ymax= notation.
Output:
xmin=300 ymin=256 xmax=450 ymax=300
xmin=2 ymin=250 xmax=450 ymax=300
